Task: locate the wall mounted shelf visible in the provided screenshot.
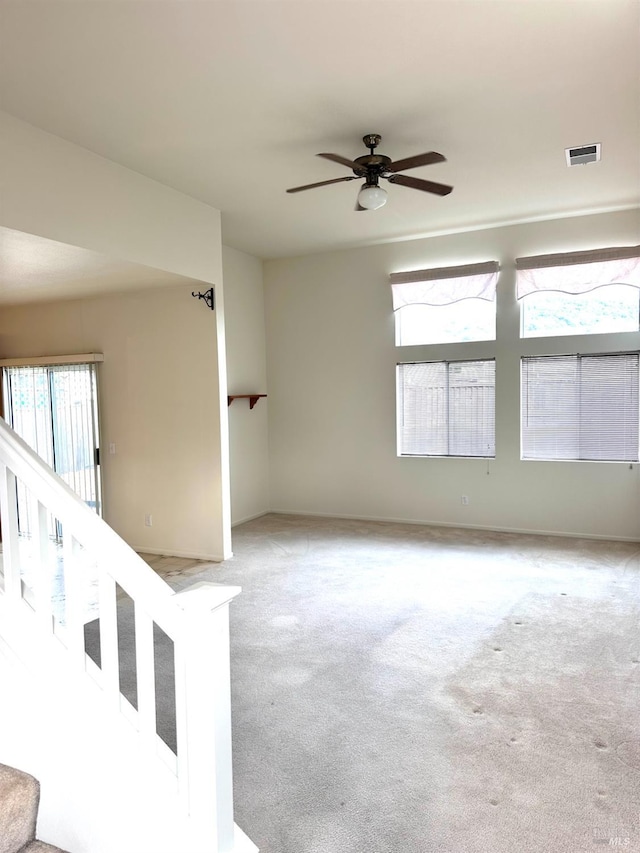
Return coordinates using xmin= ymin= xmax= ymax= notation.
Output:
xmin=227 ymin=394 xmax=267 ymax=410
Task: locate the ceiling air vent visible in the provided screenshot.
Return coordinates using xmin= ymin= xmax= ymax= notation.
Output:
xmin=565 ymin=143 xmax=601 ymax=167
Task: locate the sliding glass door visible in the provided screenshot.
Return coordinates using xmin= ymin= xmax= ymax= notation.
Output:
xmin=2 ymin=363 xmax=102 ymax=539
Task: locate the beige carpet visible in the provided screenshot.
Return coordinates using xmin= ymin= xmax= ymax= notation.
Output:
xmin=0 ymin=763 xmax=69 ymax=853
xmin=117 ymin=514 xmax=640 ymax=852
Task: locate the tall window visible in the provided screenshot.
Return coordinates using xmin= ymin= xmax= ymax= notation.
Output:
xmin=521 ymin=353 xmax=639 ymax=462
xmin=397 ymin=360 xmax=495 ymax=457
xmin=391 ymin=261 xmax=499 ymax=346
xmin=517 ymin=245 xmax=640 ymax=338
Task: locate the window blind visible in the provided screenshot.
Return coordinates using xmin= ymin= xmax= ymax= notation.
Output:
xmin=521 ymin=353 xmax=639 ymax=462
xmin=390 ymin=260 xmax=499 ymax=309
xmin=398 ymin=360 xmax=495 ymax=457
xmin=515 ymin=245 xmax=640 ymax=299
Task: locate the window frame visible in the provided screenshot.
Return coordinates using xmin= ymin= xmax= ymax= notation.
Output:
xmin=516 ymin=244 xmax=640 ymax=339
xmin=390 ymin=260 xmax=499 ymax=347
xmin=519 ymin=283 xmax=640 ymax=339
xmin=520 ymin=351 xmax=640 ymax=463
xmin=397 ymin=358 xmax=496 ymax=459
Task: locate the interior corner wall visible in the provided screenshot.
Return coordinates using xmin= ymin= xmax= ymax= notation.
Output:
xmin=222 ymin=246 xmax=269 ymax=526
xmin=264 ymin=208 xmax=640 ymax=541
xmin=0 ymin=285 xmax=226 ymax=560
xmin=0 ymin=112 xmax=231 ymax=559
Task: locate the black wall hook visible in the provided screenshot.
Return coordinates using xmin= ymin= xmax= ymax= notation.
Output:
xmin=192 ymin=287 xmax=215 ymax=311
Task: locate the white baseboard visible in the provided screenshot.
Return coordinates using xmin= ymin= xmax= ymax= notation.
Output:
xmin=131 ymin=546 xmax=228 ymax=562
xmin=267 ymin=509 xmax=640 ymax=543
xmin=232 ymin=510 xmax=270 ymax=528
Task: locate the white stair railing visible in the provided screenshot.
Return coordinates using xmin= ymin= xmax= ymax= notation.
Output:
xmin=0 ymin=416 xmax=256 ymax=853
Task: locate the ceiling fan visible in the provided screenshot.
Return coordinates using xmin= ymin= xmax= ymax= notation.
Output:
xmin=286 ymin=134 xmax=453 ymax=211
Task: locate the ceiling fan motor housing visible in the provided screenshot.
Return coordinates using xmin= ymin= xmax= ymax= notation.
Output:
xmin=353 ymin=154 xmax=392 ymax=182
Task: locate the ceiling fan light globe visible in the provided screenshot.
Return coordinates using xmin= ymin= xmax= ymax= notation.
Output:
xmin=358 ymin=184 xmax=388 ymax=210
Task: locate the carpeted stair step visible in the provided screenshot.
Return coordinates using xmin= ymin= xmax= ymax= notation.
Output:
xmin=0 ymin=762 xmax=39 ymax=853
xmin=0 ymin=764 xmax=69 ymax=853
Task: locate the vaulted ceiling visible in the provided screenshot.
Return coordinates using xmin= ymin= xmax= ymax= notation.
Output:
xmin=1 ymin=0 xmax=639 ymax=264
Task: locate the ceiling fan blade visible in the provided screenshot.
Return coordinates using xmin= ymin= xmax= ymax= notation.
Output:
xmin=317 ymin=152 xmax=362 ymax=170
xmin=387 ymin=173 xmax=453 ymax=196
xmin=387 ymin=151 xmax=446 ymax=172
xmin=286 ymin=176 xmax=358 ymax=193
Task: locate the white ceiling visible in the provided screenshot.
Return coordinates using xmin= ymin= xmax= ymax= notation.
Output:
xmin=0 ymin=0 xmax=639 ymax=267
xmin=0 ymin=227 xmax=205 ymax=305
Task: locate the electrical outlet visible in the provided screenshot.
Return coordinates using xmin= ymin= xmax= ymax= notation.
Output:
xmin=461 ymin=495 xmax=469 ymax=506
xmin=144 ymin=514 xmax=153 ymax=527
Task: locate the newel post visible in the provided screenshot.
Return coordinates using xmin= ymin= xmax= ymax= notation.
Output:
xmin=173 ymin=582 xmax=242 ymax=853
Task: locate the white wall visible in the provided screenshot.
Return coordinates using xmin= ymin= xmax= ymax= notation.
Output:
xmin=264 ymin=209 xmax=640 ymax=541
xmin=0 ymin=113 xmax=231 ymax=558
xmin=223 ymin=246 xmax=269 ymax=526
xmin=0 ymin=112 xmax=222 ymax=283
xmin=0 ymin=285 xmax=228 ymax=559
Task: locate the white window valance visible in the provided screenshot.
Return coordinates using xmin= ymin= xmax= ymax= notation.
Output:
xmin=515 ymin=245 xmax=640 ymax=299
xmin=0 ymin=353 xmax=104 ymax=367
xmin=390 ymin=261 xmax=499 ymax=310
